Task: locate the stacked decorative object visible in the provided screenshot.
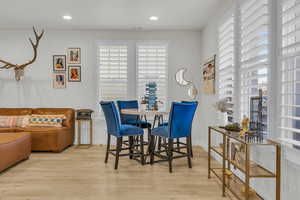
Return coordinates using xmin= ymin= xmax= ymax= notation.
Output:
xmin=145 ymin=82 xmax=158 ymax=110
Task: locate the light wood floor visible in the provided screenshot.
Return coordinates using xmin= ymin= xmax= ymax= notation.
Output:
xmin=0 ymin=146 xmax=232 ymax=200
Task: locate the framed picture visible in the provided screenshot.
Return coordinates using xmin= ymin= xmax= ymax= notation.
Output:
xmin=53 ymin=72 xmax=66 ymax=88
xmin=68 ymin=66 xmax=81 ymax=82
xmin=53 ymin=55 xmax=66 ymax=71
xmin=203 ymin=55 xmax=216 ymax=94
xmin=68 ymin=48 xmax=81 ymax=64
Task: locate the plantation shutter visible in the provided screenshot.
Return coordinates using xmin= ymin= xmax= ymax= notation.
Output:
xmin=218 ymin=14 xmax=235 ymax=121
xmin=280 ymin=0 xmax=300 ymax=147
xmin=98 ymin=44 xmax=128 ymax=101
xmin=240 ymin=0 xmax=269 ymax=122
xmin=136 ymin=43 xmax=168 ymax=108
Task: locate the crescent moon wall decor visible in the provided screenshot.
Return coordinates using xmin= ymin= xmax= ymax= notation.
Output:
xmin=175 ymin=67 xmax=198 ymax=99
xmin=175 ymin=68 xmax=191 ymax=86
xmin=188 ymin=84 xmax=198 ymax=100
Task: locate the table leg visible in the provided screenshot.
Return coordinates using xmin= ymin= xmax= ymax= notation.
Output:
xmin=78 ymin=121 xmax=81 ymax=146
xmin=90 ymin=120 xmax=93 ymax=146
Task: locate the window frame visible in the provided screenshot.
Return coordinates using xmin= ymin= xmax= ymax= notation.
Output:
xmin=217 ymin=0 xmax=300 ymax=163
xmin=97 ymin=41 xmax=130 ymax=102
xmin=136 ymin=41 xmax=169 ymax=110
xmin=96 ymin=40 xmax=169 ymax=112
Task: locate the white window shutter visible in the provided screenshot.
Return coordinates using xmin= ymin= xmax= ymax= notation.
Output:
xmin=240 ymin=0 xmax=269 ymax=120
xmin=136 ymin=43 xmax=168 ymax=108
xmin=98 ymin=44 xmax=128 ymax=101
xmin=280 ymin=0 xmax=300 ymax=148
xmin=218 ymin=14 xmax=235 ymax=121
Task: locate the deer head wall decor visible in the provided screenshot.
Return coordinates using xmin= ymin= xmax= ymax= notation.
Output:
xmin=0 ymin=27 xmax=44 ymax=81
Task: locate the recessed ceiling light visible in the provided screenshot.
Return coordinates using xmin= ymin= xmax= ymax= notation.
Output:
xmin=63 ymin=15 xmax=72 ymax=20
xmin=149 ymin=16 xmax=159 ymax=21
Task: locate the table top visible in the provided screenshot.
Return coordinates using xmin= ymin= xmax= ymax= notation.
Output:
xmin=121 ymin=109 xmax=169 ymax=115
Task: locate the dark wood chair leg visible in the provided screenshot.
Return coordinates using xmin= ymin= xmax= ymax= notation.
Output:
xmin=187 ymin=136 xmax=192 ymax=168
xmin=150 ymin=135 xmax=155 ymax=165
xmin=129 ymin=136 xmax=133 ymax=159
xmin=115 ymin=137 xmax=122 ymax=170
xmin=158 ymin=137 xmax=162 ymax=151
xmin=168 ymin=138 xmax=174 ymax=173
xmin=147 ymin=127 xmax=151 ymax=143
xmin=105 ymin=134 xmax=111 ymax=163
xmin=176 ymin=138 xmax=180 ymax=151
xmin=140 ymin=135 xmax=145 ymax=165
xmin=190 ymin=135 xmax=193 ymax=157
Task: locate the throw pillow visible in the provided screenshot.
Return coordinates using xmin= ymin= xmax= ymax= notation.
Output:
xmin=0 ymin=115 xmax=30 ymax=128
xmin=29 ymin=114 xmax=66 ymax=127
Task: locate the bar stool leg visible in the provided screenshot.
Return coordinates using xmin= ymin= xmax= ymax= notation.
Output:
xmin=190 ymin=137 xmax=194 ymax=158
xmin=187 ymin=136 xmax=192 ymax=168
xmin=150 ymin=135 xmax=155 ymax=165
xmin=129 ymin=136 xmax=133 ymax=159
xmin=176 ymin=138 xmax=180 ymax=151
xmin=115 ymin=137 xmax=122 ymax=170
xmin=105 ymin=134 xmax=111 ymax=163
xmin=168 ymin=138 xmax=174 ymax=173
xmin=140 ymin=135 xmax=145 ymax=165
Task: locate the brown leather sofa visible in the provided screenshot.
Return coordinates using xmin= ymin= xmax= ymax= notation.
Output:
xmin=0 ymin=132 xmax=31 ymax=172
xmin=0 ymin=108 xmax=75 ymax=152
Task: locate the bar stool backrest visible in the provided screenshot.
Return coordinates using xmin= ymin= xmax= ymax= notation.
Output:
xmin=168 ymin=102 xmax=198 ymax=138
xmin=116 ymin=100 xmax=139 ymax=124
xmin=100 ymin=101 xmax=121 ymax=137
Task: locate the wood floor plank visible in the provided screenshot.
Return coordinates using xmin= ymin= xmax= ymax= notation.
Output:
xmin=0 ymin=146 xmax=232 ymax=200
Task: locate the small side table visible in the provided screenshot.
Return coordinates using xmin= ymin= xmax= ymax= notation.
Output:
xmin=76 ymin=109 xmax=93 ymax=147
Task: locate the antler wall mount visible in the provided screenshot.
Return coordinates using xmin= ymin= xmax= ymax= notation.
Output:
xmin=0 ymin=27 xmax=44 ymax=81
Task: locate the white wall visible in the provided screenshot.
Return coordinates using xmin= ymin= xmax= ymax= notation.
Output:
xmin=0 ymin=29 xmax=202 ymax=144
xmin=199 ymin=0 xmax=300 ymax=199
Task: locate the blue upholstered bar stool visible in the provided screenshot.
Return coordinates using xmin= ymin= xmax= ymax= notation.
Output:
xmin=100 ymin=101 xmax=145 ymax=169
xmin=116 ymin=100 xmax=152 ymax=129
xmin=150 ymin=102 xmax=198 ymax=173
xmin=159 ymin=101 xmax=198 ymax=157
xmin=117 ymin=100 xmax=152 ymax=150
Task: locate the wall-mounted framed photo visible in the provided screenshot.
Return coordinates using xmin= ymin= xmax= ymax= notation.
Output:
xmin=53 ymin=55 xmax=66 ymax=71
xmin=67 ymin=48 xmax=81 ymax=64
xmin=68 ymin=66 xmax=81 ymax=82
xmin=53 ymin=72 xmax=66 ymax=88
xmin=203 ymin=55 xmax=216 ymax=94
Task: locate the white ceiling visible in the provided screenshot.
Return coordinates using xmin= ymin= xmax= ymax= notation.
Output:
xmin=0 ymin=0 xmax=224 ymax=30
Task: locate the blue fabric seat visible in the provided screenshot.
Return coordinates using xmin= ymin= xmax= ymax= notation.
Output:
xmin=116 ymin=100 xmax=152 ymax=129
xmin=120 ymin=125 xmax=144 ymax=136
xmin=150 ymin=102 xmax=198 ymax=173
xmin=151 ymin=126 xmax=169 ymax=137
xmin=100 ymin=101 xmax=145 ymax=169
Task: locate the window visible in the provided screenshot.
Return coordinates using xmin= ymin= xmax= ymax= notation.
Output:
xmin=98 ymin=41 xmax=169 ymax=106
xmin=280 ymin=0 xmax=300 ymax=148
xmin=98 ymin=44 xmax=128 ymax=101
xmin=136 ymin=43 xmax=168 ymax=107
xmin=218 ymin=14 xmax=235 ymax=121
xmin=240 ymin=0 xmax=269 ymax=128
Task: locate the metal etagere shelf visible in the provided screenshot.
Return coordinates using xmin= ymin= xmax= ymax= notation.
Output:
xmin=208 ymin=126 xmax=281 ymax=200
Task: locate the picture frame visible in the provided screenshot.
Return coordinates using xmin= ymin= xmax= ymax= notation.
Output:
xmin=53 ymin=72 xmax=66 ymax=88
xmin=67 ymin=48 xmax=81 ymax=64
xmin=68 ymin=65 xmax=81 ymax=82
xmin=53 ymin=55 xmax=66 ymax=71
xmin=203 ymin=55 xmax=216 ymax=94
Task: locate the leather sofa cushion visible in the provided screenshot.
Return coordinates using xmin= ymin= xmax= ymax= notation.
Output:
xmin=0 ymin=128 xmax=18 ymax=132
xmin=0 ymin=108 xmax=32 ymax=116
xmin=22 ymin=126 xmax=69 ymax=132
xmin=0 ymin=132 xmax=31 ymax=144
